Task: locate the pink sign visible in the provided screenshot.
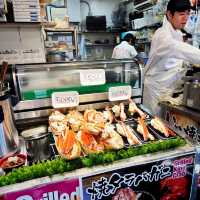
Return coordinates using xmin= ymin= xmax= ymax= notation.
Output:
xmin=3 ymin=178 xmax=80 ymax=200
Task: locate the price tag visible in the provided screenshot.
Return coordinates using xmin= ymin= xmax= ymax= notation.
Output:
xmin=80 ymin=69 xmax=105 ymax=86
xmin=52 ymin=91 xmax=79 ymax=108
xmin=108 ymin=85 xmax=132 ymax=101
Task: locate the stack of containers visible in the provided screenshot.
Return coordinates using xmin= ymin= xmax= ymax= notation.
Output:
xmin=13 ymin=0 xmax=41 ymax=22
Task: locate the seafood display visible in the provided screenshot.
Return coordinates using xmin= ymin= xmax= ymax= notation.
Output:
xmin=49 ymin=99 xmax=176 ymax=159
xmin=150 ymin=117 xmax=176 ymax=137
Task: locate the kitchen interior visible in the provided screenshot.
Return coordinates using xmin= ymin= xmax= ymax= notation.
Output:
xmin=0 ymin=0 xmax=200 ymax=199
xmin=0 ymin=0 xmax=165 ymax=63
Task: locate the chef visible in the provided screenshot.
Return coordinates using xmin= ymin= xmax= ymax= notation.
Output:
xmin=112 ymin=32 xmax=138 ymax=59
xmin=143 ymin=0 xmax=200 ymax=116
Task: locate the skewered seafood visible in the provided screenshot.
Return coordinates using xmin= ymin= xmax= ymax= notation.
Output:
xmin=137 ymin=117 xmax=155 ymax=141
xmin=49 ymin=110 xmax=68 ymax=135
xmin=116 ymin=122 xmax=141 ymax=145
xmin=77 ymin=130 xmax=104 ymax=154
xmin=101 ymin=124 xmax=124 ymax=150
xmin=151 ymin=117 xmax=176 ymax=137
xmin=128 ymin=99 xmax=146 ymax=119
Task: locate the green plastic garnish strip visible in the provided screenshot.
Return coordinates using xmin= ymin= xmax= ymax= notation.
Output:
xmin=21 ymin=83 xmax=129 ymax=100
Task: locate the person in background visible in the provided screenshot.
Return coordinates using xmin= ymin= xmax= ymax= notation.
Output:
xmin=112 ymin=32 xmax=137 ymax=59
xmin=143 ymin=0 xmax=200 ymax=116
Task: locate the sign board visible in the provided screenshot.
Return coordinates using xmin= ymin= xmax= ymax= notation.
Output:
xmin=80 ymin=69 xmax=105 ymax=86
xmin=3 ymin=178 xmax=80 ymax=200
xmin=52 ymin=91 xmax=79 ymax=108
xmin=108 ymin=85 xmax=132 ymax=101
xmin=82 ymin=154 xmax=194 ymax=200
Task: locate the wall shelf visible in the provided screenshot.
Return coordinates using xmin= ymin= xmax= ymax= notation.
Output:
xmin=0 ymin=22 xmax=41 ymax=28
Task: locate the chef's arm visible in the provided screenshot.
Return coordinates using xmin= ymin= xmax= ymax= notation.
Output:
xmin=160 ymin=37 xmax=200 ymax=65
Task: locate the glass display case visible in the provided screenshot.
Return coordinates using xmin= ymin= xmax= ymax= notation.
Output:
xmin=12 ymin=59 xmax=142 ymax=122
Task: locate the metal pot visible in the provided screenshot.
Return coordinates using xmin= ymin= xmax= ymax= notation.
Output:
xmin=21 ymin=126 xmax=51 ymax=163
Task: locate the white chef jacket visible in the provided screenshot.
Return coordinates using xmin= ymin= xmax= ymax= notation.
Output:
xmin=112 ymin=41 xmax=138 ymax=59
xmin=143 ymin=16 xmax=200 ymax=116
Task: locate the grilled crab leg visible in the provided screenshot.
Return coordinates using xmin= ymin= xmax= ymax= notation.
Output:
xmin=116 ymin=122 xmax=141 ymax=145
xmin=120 ymin=103 xmax=127 ymax=122
xmin=137 ymin=117 xmax=155 ymax=141
xmin=128 ymin=99 xmax=146 ymax=119
xmin=151 ymin=117 xmax=176 ymax=137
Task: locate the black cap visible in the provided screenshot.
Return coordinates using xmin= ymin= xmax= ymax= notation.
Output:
xmin=167 ymin=0 xmax=192 ymax=12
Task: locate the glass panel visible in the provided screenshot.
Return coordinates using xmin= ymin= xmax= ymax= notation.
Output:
xmin=16 ymin=61 xmax=140 ymax=100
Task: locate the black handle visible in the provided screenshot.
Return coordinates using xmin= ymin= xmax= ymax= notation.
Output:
xmin=0 ymin=105 xmax=4 ymax=123
xmin=10 ymin=95 xmax=19 ymax=107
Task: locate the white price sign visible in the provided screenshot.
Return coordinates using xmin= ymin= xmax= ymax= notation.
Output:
xmin=80 ymin=69 xmax=105 ymax=86
xmin=52 ymin=91 xmax=79 ymax=108
xmin=108 ymin=85 xmax=132 ymax=101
